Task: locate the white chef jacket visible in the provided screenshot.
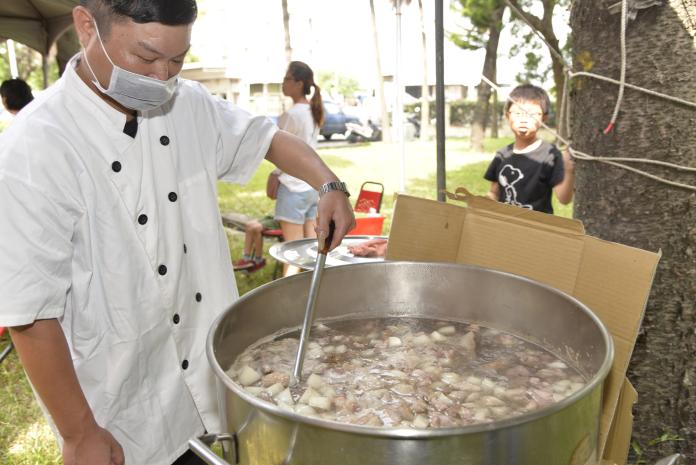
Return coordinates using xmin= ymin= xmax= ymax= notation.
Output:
xmin=0 ymin=55 xmax=277 ymax=465
xmin=277 ymin=103 xmax=318 ymax=192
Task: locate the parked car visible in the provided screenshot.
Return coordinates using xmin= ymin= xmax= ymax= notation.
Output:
xmin=320 ymin=101 xmax=361 ymax=140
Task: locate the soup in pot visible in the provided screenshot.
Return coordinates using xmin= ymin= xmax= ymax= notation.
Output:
xmin=227 ymin=317 xmax=585 ymax=429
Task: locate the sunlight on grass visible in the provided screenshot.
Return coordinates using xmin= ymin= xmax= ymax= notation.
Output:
xmin=6 ymin=419 xmax=60 ymax=465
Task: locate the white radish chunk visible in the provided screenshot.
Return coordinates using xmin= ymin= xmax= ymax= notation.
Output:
xmin=295 ymin=405 xmax=317 ymax=416
xmin=413 ymin=415 xmax=429 ymax=428
xmin=266 ymin=383 xmax=284 ymax=397
xmin=276 ymin=388 xmax=294 ymax=405
xmin=307 ymin=373 xmax=325 ymax=389
xmin=238 ymin=366 xmax=262 ymax=386
xmin=441 ymin=372 xmax=461 ymax=385
xmin=309 ymin=396 xmax=332 ymax=411
xmin=299 ymin=387 xmax=319 ymax=404
xmin=437 ymin=326 xmax=456 ymax=335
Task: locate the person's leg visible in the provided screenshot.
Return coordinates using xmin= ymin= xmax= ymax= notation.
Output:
xmin=248 ymin=221 xmax=264 ymax=258
xmin=275 ymin=184 xmax=315 ymax=276
xmin=279 ymin=220 xmax=305 ymax=276
xmin=243 ymin=221 xmax=259 ymax=257
xmin=303 ymin=219 xmax=317 ymax=239
xmin=234 ymin=220 xmax=263 ymax=270
xmin=303 ymin=192 xmax=319 ymax=240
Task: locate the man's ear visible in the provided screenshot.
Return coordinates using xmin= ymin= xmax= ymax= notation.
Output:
xmin=72 ymin=6 xmax=97 ymax=48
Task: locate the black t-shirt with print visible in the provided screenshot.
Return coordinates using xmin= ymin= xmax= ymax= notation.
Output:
xmin=484 ymin=140 xmax=565 ymax=214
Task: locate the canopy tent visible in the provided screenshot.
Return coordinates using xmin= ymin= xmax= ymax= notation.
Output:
xmin=0 ymin=0 xmax=79 ymax=87
xmin=0 ymin=0 xmax=77 ymax=55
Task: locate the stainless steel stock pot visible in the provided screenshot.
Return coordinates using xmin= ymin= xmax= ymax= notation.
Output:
xmin=191 ymin=261 xmax=613 ymax=465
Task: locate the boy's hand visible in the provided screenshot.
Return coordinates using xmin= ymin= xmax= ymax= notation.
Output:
xmin=562 ymin=149 xmax=575 ymax=172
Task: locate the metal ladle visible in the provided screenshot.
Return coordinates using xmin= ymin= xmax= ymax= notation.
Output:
xmin=291 ymin=222 xmax=335 ymax=384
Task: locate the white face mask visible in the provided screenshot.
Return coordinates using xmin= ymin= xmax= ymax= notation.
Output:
xmin=83 ymin=21 xmax=178 ymax=111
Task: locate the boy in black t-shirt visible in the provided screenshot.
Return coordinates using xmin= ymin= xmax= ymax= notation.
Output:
xmin=484 ymin=84 xmax=574 ymax=214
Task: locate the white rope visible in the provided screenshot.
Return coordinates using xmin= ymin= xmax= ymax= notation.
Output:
xmin=604 ymin=0 xmax=627 ymax=134
xmin=568 ymin=71 xmax=696 ymax=109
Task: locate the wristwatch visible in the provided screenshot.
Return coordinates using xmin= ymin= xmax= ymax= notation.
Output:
xmin=319 ymin=181 xmax=350 ymax=198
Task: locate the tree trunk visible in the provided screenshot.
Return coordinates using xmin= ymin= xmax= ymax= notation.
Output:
xmin=470 ymin=6 xmax=504 ymax=152
xmin=370 ymin=0 xmax=392 ymax=143
xmin=491 ymin=89 xmax=498 ymax=138
xmin=282 ymin=0 xmax=292 ymax=64
xmin=418 ymin=0 xmax=431 ymax=141
xmin=570 ymin=1 xmax=696 ymax=462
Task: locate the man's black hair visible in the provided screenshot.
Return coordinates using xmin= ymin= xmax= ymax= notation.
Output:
xmin=80 ymin=0 xmax=197 ymax=35
xmin=0 ymin=78 xmax=34 ymax=112
xmin=504 ymin=84 xmax=551 ymax=116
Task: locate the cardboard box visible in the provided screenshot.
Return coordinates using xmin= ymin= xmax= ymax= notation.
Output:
xmin=603 ymin=379 xmax=638 ymax=465
xmin=386 ymin=189 xmax=659 ymax=464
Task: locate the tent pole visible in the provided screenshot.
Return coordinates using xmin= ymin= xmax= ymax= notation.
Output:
xmin=435 ymin=0 xmax=446 ymax=201
xmin=394 ymin=0 xmax=405 ymax=192
xmin=8 ymin=39 xmax=18 ymax=78
xmin=42 ymin=54 xmax=49 ymax=89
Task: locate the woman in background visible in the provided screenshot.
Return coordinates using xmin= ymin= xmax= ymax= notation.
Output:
xmin=275 ymin=61 xmax=325 ymax=276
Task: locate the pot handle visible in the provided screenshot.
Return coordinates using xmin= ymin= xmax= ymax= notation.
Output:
xmin=189 ymin=432 xmax=237 ymax=465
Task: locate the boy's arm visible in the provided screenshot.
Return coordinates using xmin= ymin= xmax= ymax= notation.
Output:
xmin=9 ymin=319 xmax=124 ymax=465
xmin=553 ymin=149 xmax=575 ymax=204
xmin=487 ymin=181 xmax=500 ymax=201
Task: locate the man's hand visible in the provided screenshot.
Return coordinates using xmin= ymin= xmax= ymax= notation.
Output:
xmin=9 ymin=320 xmax=123 ymax=465
xmin=62 ymin=423 xmax=124 ymax=465
xmin=316 ymin=190 xmax=355 ymax=251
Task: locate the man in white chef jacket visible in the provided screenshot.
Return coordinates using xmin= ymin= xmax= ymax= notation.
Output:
xmin=0 ymin=1 xmax=354 ymax=464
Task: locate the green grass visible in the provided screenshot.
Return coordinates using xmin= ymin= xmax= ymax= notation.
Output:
xmin=0 ymin=337 xmax=62 ymax=465
xmin=1 ymin=136 xmax=573 ymax=462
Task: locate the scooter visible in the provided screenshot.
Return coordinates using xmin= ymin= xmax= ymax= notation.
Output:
xmin=346 ymin=120 xmax=382 ymax=143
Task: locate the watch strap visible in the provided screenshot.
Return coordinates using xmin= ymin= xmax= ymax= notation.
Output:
xmin=319 ymin=181 xmax=350 ymax=198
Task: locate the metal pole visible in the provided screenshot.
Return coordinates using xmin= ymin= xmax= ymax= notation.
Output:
xmin=7 ymin=39 xmax=18 ymax=78
xmin=435 ymin=0 xmax=446 ymax=201
xmin=395 ymin=0 xmax=406 ymax=192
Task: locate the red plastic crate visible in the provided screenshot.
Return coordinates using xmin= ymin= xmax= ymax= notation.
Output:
xmin=347 ymin=215 xmax=385 ymax=236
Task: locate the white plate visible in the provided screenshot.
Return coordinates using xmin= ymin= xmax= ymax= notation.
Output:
xmin=269 ymin=236 xmax=387 ymax=269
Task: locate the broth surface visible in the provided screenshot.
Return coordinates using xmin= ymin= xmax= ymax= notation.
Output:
xmin=228 ymin=317 xmax=585 ymax=428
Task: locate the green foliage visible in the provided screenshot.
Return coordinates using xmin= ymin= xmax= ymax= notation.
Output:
xmin=405 ymin=99 xmax=506 ymax=126
xmin=449 ymin=0 xmax=506 ymax=50
xmin=0 ymin=41 xmax=60 ymax=90
xmin=630 ymin=432 xmax=685 ymax=465
xmin=505 ymin=0 xmax=572 ymax=98
xmin=316 ymin=71 xmax=360 ymax=101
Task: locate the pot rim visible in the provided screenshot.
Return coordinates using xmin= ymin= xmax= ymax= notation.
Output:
xmin=207 ymin=261 xmax=614 ymax=438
